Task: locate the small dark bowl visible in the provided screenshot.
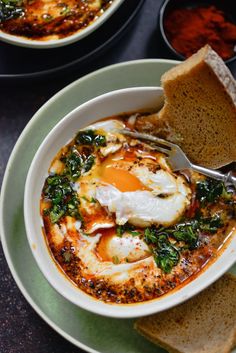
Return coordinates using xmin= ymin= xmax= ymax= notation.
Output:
xmin=159 ymin=0 xmax=236 ymax=64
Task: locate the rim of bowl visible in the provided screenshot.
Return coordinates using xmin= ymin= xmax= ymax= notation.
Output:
xmin=0 ymin=0 xmax=124 ymax=49
xmin=158 ymin=0 xmax=236 ymax=65
xmin=24 ymin=86 xmax=236 ymax=318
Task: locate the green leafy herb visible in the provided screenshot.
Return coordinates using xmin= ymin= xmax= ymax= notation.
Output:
xmin=143 ymin=212 xmax=224 ymax=273
xmin=116 ymin=224 xmax=140 ymax=237
xmin=43 ymin=175 xmax=81 ymax=223
xmin=196 ymin=179 xmax=231 ymax=205
xmin=81 ymin=196 xmax=89 ymax=201
xmin=153 ymin=234 xmax=180 ymax=274
xmin=44 ymin=175 xmax=72 ymax=204
xmin=144 ymin=228 xmax=180 ymax=273
xmin=64 ymin=149 xmax=94 ymax=181
xmin=65 ymin=150 xmax=83 ymax=181
xmin=83 ymin=154 xmax=95 ymax=172
xmin=168 ymin=215 xmax=223 ymax=249
xmin=67 ymin=195 xmax=80 ymax=218
xmin=81 ymin=195 xmax=97 ymax=204
xmin=116 ymin=225 xmax=124 ymax=237
xmin=0 ymin=0 xmax=24 ymax=22
xmin=144 ymin=213 xmax=224 ymax=253
xmin=172 ymin=223 xmax=199 ymax=249
xmin=144 ymin=227 xmax=159 ymax=244
xmin=76 ymin=130 xmax=106 ymax=147
xmin=49 ymin=204 xmax=65 ymax=224
xmin=129 ymin=230 xmax=141 ymax=236
xmin=198 ymin=214 xmax=223 ymax=234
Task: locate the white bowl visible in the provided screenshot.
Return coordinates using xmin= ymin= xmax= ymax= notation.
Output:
xmin=0 ymin=0 xmax=124 ymax=49
xmin=24 ymin=87 xmax=236 ymax=318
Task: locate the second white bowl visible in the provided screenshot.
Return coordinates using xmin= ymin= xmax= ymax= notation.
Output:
xmin=0 ymin=0 xmax=124 ymax=49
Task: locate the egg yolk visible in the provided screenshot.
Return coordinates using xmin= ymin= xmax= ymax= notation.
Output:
xmin=95 ymin=228 xmax=115 ymax=262
xmin=101 ymin=166 xmax=147 ymax=192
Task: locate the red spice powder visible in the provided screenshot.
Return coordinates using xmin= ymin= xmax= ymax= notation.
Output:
xmin=164 ymin=6 xmax=236 ymax=60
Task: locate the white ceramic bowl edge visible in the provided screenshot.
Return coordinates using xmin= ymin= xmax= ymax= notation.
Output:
xmin=24 ymin=87 xmax=236 ymax=318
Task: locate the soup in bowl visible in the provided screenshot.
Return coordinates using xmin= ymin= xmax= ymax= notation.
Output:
xmin=0 ymin=0 xmax=124 ymax=48
xmin=24 ymin=87 xmax=236 ymax=318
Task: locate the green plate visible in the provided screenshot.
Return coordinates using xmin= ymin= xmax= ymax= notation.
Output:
xmin=1 ymin=59 xmax=236 ymax=353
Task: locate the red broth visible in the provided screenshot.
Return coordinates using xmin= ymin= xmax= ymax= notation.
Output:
xmin=40 ymin=113 xmax=236 ymax=304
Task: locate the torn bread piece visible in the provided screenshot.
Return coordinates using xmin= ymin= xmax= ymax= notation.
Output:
xmin=135 ymin=45 xmax=236 ymax=168
xmin=135 ymin=273 xmax=236 ymax=353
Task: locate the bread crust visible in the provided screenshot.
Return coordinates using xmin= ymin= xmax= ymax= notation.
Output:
xmin=135 ymin=273 xmax=236 ymax=353
xmin=135 ymin=45 xmax=236 ymax=169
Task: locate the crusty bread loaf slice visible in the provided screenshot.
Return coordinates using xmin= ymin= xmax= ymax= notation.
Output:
xmin=160 ymin=45 xmax=236 ymax=168
xmin=135 ymin=273 xmax=236 ymax=353
xmin=135 ymin=45 xmax=236 ymax=168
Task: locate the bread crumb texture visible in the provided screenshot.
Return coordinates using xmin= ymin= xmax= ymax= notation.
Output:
xmin=135 ymin=273 xmax=236 ymax=353
xmin=161 ymin=46 xmax=236 ymax=168
xmin=135 ymin=45 xmax=236 ymax=169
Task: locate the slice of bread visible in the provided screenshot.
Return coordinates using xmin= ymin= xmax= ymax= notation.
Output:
xmin=135 ymin=273 xmax=236 ymax=353
xmin=135 ymin=45 xmax=236 ymax=168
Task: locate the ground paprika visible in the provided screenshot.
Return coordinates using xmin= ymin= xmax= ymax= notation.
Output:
xmin=164 ymin=5 xmax=236 ymax=60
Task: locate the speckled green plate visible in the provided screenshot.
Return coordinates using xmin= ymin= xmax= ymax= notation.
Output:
xmin=1 ymin=59 xmax=236 ymax=353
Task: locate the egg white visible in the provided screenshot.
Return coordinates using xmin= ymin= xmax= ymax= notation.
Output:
xmin=96 ymin=180 xmax=190 ymax=227
xmin=76 ymin=119 xmax=191 ymax=229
